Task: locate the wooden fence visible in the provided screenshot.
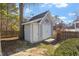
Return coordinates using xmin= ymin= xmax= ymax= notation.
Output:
xmin=0 ymin=4 xmax=19 ymax=39
xmin=1 ymin=31 xmax=19 ymax=38
xmin=60 ymin=31 xmax=79 ymax=40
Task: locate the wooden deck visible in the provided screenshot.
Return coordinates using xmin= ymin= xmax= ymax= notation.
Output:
xmin=0 ymin=37 xmax=19 ymax=41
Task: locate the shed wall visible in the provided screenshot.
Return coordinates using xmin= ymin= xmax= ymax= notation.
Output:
xmin=24 ymin=24 xmax=30 ymax=42
xmin=32 ymin=23 xmax=39 ymax=43
xmin=23 ymin=12 xmax=53 ymax=43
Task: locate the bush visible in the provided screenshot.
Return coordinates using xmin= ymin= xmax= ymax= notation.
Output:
xmin=54 ymin=38 xmax=79 ymax=56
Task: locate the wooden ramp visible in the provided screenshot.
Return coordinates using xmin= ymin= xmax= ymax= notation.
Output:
xmin=1 ymin=37 xmax=19 ymax=41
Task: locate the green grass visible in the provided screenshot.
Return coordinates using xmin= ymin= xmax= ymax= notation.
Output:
xmin=38 ymin=43 xmax=60 ymax=56
xmin=38 ymin=38 xmax=79 ymax=56
xmin=54 ymin=38 xmax=79 ymax=56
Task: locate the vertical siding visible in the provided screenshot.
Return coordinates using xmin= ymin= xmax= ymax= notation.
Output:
xmin=38 ymin=23 xmax=43 ymax=41
xmin=32 ymin=23 xmax=39 ymax=43
xmin=46 ymin=13 xmax=53 ymax=36
xmin=47 ymin=13 xmax=53 ymax=36
xmin=30 ymin=24 xmax=33 ymax=43
xmin=24 ymin=24 xmax=30 ymax=42
xmin=41 ymin=15 xmax=52 ymax=40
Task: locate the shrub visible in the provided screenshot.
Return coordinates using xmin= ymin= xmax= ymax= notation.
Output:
xmin=54 ymin=38 xmax=79 ymax=56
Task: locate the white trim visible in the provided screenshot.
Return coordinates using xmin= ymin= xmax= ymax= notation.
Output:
xmin=40 ymin=12 xmax=53 ymax=25
xmin=22 ymin=12 xmax=49 ymax=25
xmin=39 ymin=12 xmax=50 ymax=24
xmin=22 ymin=18 xmax=42 ymax=25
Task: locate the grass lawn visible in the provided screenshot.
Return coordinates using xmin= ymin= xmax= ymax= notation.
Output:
xmin=37 ymin=43 xmax=60 ymax=56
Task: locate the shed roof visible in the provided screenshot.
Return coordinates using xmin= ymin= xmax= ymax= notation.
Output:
xmin=29 ymin=11 xmax=49 ymax=21
xmin=22 ymin=11 xmax=50 ymax=25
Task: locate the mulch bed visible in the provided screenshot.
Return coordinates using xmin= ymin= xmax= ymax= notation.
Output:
xmin=1 ymin=40 xmax=18 ymax=56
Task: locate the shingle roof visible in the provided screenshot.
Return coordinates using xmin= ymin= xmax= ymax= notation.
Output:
xmin=29 ymin=11 xmax=49 ymax=21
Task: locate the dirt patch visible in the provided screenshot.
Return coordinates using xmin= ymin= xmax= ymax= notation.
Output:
xmin=11 ymin=47 xmax=47 ymax=56
xmin=1 ymin=40 xmax=18 ymax=56
xmin=1 ymin=40 xmax=47 ymax=56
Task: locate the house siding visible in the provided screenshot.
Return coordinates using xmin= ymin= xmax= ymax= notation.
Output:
xmin=74 ymin=21 xmax=79 ymax=30
xmin=76 ymin=23 xmax=79 ymax=28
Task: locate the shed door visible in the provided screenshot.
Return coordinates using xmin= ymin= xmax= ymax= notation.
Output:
xmin=24 ymin=24 xmax=30 ymax=41
xmin=33 ymin=23 xmax=39 ymax=42
xmin=42 ymin=19 xmax=51 ymax=39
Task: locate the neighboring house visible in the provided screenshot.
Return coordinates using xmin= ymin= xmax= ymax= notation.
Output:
xmin=22 ymin=11 xmax=53 ymax=43
xmin=74 ymin=16 xmax=79 ymax=30
xmin=74 ymin=20 xmax=79 ymax=29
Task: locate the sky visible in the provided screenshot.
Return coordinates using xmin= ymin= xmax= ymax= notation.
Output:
xmin=23 ymin=3 xmax=79 ymax=24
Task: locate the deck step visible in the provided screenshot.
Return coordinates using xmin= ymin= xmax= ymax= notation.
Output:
xmin=44 ymin=38 xmax=55 ymax=43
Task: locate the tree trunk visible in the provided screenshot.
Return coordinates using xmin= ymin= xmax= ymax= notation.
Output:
xmin=19 ymin=3 xmax=24 ymax=40
xmin=0 ymin=4 xmax=2 ymax=55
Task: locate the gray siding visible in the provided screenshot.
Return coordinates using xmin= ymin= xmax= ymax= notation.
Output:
xmin=24 ymin=24 xmax=30 ymax=42
xmin=23 ymin=12 xmax=53 ymax=43
xmin=32 ymin=22 xmax=39 ymax=43
xmin=30 ymin=24 xmax=33 ymax=43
